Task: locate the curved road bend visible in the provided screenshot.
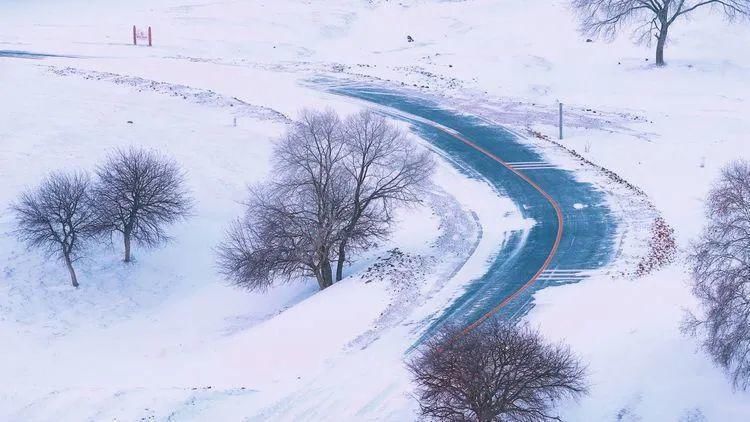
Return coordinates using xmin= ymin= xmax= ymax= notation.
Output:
xmin=320 ymin=81 xmax=617 ymax=340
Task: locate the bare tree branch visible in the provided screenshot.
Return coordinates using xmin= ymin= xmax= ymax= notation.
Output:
xmin=335 ymin=110 xmax=435 ymax=281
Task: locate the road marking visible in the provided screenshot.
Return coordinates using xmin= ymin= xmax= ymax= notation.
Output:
xmin=537 ymin=268 xmax=580 ymax=283
xmin=541 ymin=269 xmax=589 ymax=274
xmin=507 ymin=161 xmax=557 ymax=170
xmin=511 ymin=166 xmax=557 ymax=170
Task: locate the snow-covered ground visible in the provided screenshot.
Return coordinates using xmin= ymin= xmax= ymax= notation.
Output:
xmin=0 ymin=59 xmax=526 ymax=420
xmin=2 ymin=0 xmax=750 ymax=420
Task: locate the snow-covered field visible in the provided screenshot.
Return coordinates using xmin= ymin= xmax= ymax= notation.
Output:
xmin=0 ymin=59 xmax=530 ymax=419
xmin=2 ymin=0 xmax=750 ymax=420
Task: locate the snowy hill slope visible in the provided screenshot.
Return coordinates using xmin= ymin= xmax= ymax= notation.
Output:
xmin=1 ymin=0 xmax=750 ymax=420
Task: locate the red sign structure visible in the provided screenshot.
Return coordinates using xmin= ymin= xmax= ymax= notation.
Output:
xmin=133 ymin=26 xmax=152 ymax=47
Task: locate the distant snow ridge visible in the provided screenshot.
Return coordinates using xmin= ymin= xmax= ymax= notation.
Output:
xmin=48 ymin=66 xmax=290 ymax=123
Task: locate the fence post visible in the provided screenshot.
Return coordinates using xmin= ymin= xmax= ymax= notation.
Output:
xmin=133 ymin=25 xmax=137 ymax=45
xmin=559 ymin=102 xmax=564 ymax=140
xmin=148 ymin=26 xmax=152 ymax=47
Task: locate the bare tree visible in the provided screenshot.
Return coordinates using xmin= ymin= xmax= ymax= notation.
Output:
xmin=409 ymin=319 xmax=587 ymax=422
xmin=334 ymin=111 xmax=435 ymax=281
xmin=218 ymin=109 xmax=435 ymax=291
xmin=571 ymin=0 xmax=750 ymax=66
xmin=685 ymin=160 xmax=750 ymax=389
xmin=11 ymin=172 xmax=97 ymax=287
xmin=218 ymin=109 xmax=350 ymax=290
xmin=93 ymin=147 xmax=192 ymax=262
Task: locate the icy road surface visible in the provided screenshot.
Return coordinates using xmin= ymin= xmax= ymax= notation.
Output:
xmin=325 ymin=81 xmax=618 ymax=337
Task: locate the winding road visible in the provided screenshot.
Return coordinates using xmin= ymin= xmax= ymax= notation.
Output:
xmin=0 ymin=50 xmax=615 ymax=336
xmin=324 ymin=81 xmax=617 ymax=338
xmin=1 ymin=53 xmax=615 ymax=335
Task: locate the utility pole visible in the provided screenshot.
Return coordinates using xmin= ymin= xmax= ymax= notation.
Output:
xmin=559 ymin=102 xmax=564 ymax=140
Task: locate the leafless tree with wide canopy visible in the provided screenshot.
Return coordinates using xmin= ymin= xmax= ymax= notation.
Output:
xmin=93 ymin=147 xmax=192 ymax=263
xmin=571 ymin=0 xmax=750 ymax=65
xmin=685 ymin=160 xmax=750 ymax=390
xmin=409 ymin=319 xmax=588 ymax=422
xmin=12 ymin=171 xmax=97 ymax=287
xmin=217 ymin=108 xmax=433 ymax=291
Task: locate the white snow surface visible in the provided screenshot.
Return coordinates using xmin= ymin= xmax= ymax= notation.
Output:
xmin=1 ymin=0 xmax=750 ymax=420
xmin=0 ymin=58 xmax=528 ymax=420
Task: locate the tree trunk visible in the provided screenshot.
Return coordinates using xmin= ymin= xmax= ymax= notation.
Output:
xmin=655 ymin=25 xmax=668 ymax=66
xmin=320 ymin=259 xmax=333 ymax=289
xmin=123 ymin=231 xmax=132 ymax=263
xmin=64 ymin=254 xmax=79 ymax=288
xmin=335 ymin=239 xmax=348 ymax=282
xmin=315 ymin=259 xmax=334 ymax=290
xmin=473 ymin=408 xmax=491 ymax=422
